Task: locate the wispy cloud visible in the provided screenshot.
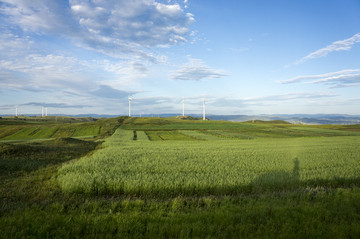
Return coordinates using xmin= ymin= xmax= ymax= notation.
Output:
xmin=296 ymin=33 xmax=360 ymax=64
xmin=103 ymin=61 xmax=148 ymax=80
xmin=243 ymin=92 xmax=337 ymax=102
xmin=0 ymin=40 xmax=149 ymax=94
xmin=0 ymin=53 xmax=96 ymax=91
xmin=171 ymin=58 xmax=227 ymax=81
xmin=90 ymin=85 xmax=134 ymax=99
xmin=207 ymin=92 xmax=337 ymax=114
xmin=229 ymin=47 xmax=249 ymax=53
xmin=279 ymin=69 xmax=360 ymax=88
xmin=0 ymin=0 xmax=194 ymax=60
xmin=21 ymin=102 xmax=89 ymax=108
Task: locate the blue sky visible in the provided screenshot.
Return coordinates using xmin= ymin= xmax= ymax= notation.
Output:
xmin=0 ymin=0 xmax=360 ymax=116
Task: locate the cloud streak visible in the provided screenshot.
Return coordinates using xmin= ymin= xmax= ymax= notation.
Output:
xmin=243 ymin=92 xmax=337 ymax=102
xmin=296 ymin=33 xmax=360 ymax=64
xmin=21 ymin=102 xmax=88 ymax=108
xmin=279 ymin=69 xmax=360 ymax=88
xmin=90 ymin=85 xmax=134 ymax=99
xmin=0 ymin=53 xmax=96 ymax=92
xmin=171 ymin=58 xmax=227 ymax=81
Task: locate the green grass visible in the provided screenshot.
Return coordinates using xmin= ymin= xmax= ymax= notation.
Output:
xmin=0 ymin=117 xmax=123 ymax=141
xmin=0 ymin=138 xmax=99 ymax=176
xmin=71 ymin=125 xmax=100 ymax=137
xmin=1 ymin=117 xmax=360 ymax=238
xmin=145 ymin=130 xmax=195 ymax=140
xmin=2 ymin=127 xmax=41 ymax=140
xmin=180 ymin=130 xmax=225 ymax=140
xmin=120 ymin=117 xmax=360 ymax=138
xmin=58 ymin=129 xmax=360 ymax=197
xmin=1 ymin=188 xmax=360 ymax=238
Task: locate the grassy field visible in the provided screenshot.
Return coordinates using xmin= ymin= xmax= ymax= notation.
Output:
xmin=1 ymin=117 xmax=360 ymax=238
xmin=0 ymin=116 xmax=121 ymax=141
xmin=58 ymin=129 xmax=360 ymax=196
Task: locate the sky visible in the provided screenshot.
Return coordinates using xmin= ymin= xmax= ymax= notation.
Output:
xmin=0 ymin=0 xmax=360 ymax=116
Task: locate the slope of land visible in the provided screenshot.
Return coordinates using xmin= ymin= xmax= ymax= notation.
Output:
xmin=0 ymin=116 xmax=121 ymax=142
xmin=1 ymin=117 xmax=360 ymax=238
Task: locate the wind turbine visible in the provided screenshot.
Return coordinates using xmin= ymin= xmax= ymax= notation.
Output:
xmin=128 ymin=96 xmax=132 ymax=117
xmin=202 ymin=97 xmax=206 ymax=120
xmin=15 ymin=106 xmax=18 ymax=117
xmin=182 ymin=97 xmax=185 ymax=116
xmin=41 ymin=106 xmax=44 ymax=117
xmin=45 ymin=107 xmax=48 ymax=117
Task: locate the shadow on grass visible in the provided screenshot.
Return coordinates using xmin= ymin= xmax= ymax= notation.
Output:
xmin=250 ymin=158 xmax=300 ymax=192
xmin=67 ymin=157 xmax=360 ymax=198
xmin=0 ymin=138 xmax=99 ymax=177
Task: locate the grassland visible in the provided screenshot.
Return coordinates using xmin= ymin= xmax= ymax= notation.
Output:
xmin=58 ymin=129 xmax=360 ymax=196
xmin=0 ymin=116 xmax=121 ymax=142
xmin=1 ymin=117 xmax=360 ymax=238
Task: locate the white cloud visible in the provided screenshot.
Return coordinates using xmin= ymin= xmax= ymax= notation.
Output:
xmin=0 ymin=52 xmax=97 ymax=92
xmin=22 ymin=102 xmax=88 ymax=109
xmin=101 ymin=60 xmax=149 ymax=87
xmin=171 ymin=58 xmax=227 ymax=81
xmin=1 ymin=0 xmax=194 ymax=60
xmin=0 ymin=33 xmax=34 ymax=54
xmin=243 ymin=92 xmax=337 ymax=102
xmin=0 ymin=0 xmax=73 ymax=33
xmin=229 ymin=47 xmax=249 ymax=53
xmin=90 ymin=85 xmax=132 ymax=99
xmin=155 ymin=2 xmax=182 ymax=16
xmin=0 ymin=52 xmax=152 ymax=94
xmin=296 ymin=33 xmax=360 ymax=64
xmin=280 ymin=69 xmax=360 ymax=88
xmin=206 ymin=92 xmax=337 ymax=114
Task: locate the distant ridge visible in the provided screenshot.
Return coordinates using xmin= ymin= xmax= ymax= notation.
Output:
xmin=244 ymin=120 xmax=291 ymax=124
xmin=172 ymin=115 xmax=201 ymax=120
xmin=1 ymin=113 xmax=360 ymax=125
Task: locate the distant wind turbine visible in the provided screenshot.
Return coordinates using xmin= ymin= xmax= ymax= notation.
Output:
xmin=182 ymin=98 xmax=185 ymax=116
xmin=128 ymin=97 xmax=132 ymax=117
xmin=15 ymin=106 xmax=18 ymax=117
xmin=203 ymin=97 xmax=206 ymax=120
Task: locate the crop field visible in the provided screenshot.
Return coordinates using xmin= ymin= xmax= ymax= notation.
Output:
xmin=120 ymin=117 xmax=360 ymax=137
xmin=58 ymin=128 xmax=360 ymax=196
xmin=1 ymin=117 xmax=360 ymax=238
xmin=144 ymin=130 xmax=196 ymax=141
xmin=0 ymin=117 xmax=121 ymax=142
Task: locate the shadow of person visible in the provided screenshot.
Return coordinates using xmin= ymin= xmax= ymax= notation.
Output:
xmin=251 ymin=158 xmax=300 ymax=192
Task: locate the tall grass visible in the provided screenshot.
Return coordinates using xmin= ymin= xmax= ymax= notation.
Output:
xmin=2 ymin=118 xmax=360 ymax=238
xmin=58 ymin=129 xmax=360 ymax=196
xmin=0 ymin=117 xmax=122 ymax=141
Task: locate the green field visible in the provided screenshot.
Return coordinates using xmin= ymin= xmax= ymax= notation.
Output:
xmin=0 ymin=117 xmax=121 ymax=141
xmin=1 ymin=117 xmax=360 ymax=238
xmin=58 ymin=129 xmax=360 ymax=196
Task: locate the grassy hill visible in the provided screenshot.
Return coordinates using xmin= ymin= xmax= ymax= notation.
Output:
xmin=1 ymin=117 xmax=360 ymax=238
xmin=0 ymin=116 xmax=123 ymax=142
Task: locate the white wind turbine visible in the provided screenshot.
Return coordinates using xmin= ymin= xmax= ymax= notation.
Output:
xmin=128 ymin=96 xmax=132 ymax=117
xmin=182 ymin=97 xmax=185 ymax=116
xmin=202 ymin=97 xmax=206 ymax=120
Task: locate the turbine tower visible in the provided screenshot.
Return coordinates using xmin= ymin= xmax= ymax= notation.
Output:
xmin=182 ymin=98 xmax=185 ymax=116
xmin=202 ymin=97 xmax=206 ymax=120
xmin=45 ymin=107 xmax=48 ymax=117
xmin=128 ymin=97 xmax=132 ymax=117
xmin=15 ymin=106 xmax=18 ymax=117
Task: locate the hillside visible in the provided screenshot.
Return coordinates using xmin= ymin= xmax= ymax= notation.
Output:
xmin=1 ymin=117 xmax=360 ymax=238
